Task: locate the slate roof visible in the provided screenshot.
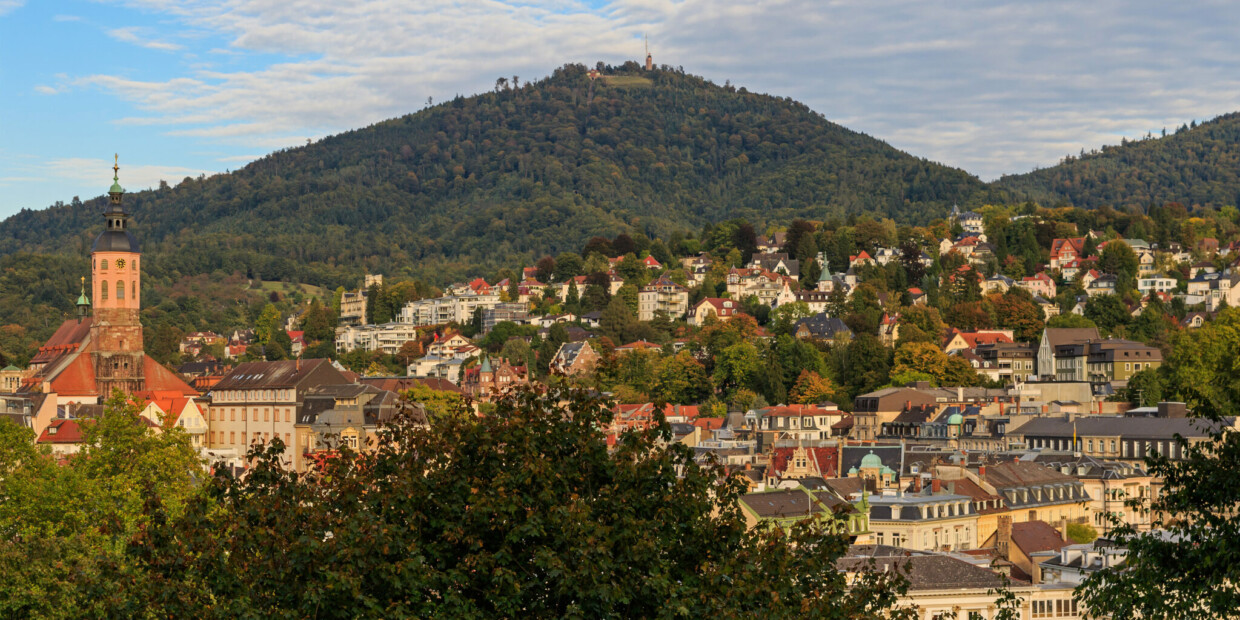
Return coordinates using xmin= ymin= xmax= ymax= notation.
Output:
xmin=213 ymin=359 xmax=338 ymax=390
xmin=1013 ymin=415 xmax=1231 ymax=439
xmin=839 ymin=549 xmax=1017 ymax=590
xmin=839 ymin=445 xmax=903 ymax=473
xmin=739 ymin=488 xmax=850 ymax=519
xmin=795 ymin=313 xmax=853 ymax=339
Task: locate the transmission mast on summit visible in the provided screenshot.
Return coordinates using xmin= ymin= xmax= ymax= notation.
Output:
xmin=644 ymin=34 xmax=652 ymax=71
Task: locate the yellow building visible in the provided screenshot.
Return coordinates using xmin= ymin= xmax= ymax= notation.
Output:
xmin=936 ymin=461 xmax=1091 ymax=545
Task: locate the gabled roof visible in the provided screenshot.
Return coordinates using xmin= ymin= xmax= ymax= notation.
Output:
xmin=30 ymin=318 xmax=93 ymax=366
xmin=37 ymin=418 xmax=85 ymax=444
xmin=770 ymin=446 xmax=839 ymax=478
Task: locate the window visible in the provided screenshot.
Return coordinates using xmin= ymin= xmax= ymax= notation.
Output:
xmin=116 ymin=280 xmax=124 ymax=300
xmin=285 ymin=409 xmax=290 ymax=423
xmin=101 ymin=280 xmax=108 ymax=300
xmin=101 ymin=259 xmax=109 ymax=270
xmin=1111 ymin=440 xmax=1116 ymax=453
xmin=1032 ymin=600 xmax=1052 ymax=618
xmin=230 ymin=408 xmax=235 ymax=421
xmin=229 ymin=431 xmax=235 ymax=444
xmin=132 ymin=281 xmax=136 ymax=299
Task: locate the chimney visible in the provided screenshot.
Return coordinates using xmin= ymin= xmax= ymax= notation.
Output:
xmin=957 ymin=387 xmax=964 ymax=402
xmin=979 ymin=464 xmax=986 ymax=478
xmin=997 ymin=515 xmax=1013 ymax=561
xmin=1059 ymin=518 xmax=1070 ymax=543
xmin=931 ymin=479 xmax=941 ymax=493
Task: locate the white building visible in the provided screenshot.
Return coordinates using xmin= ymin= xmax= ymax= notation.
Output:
xmin=335 ymin=322 xmax=421 ymax=354
xmin=399 ymin=293 xmax=502 ymax=327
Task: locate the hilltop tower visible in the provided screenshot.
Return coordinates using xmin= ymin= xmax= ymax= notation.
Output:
xmin=644 ymin=34 xmax=652 ymax=71
xmin=90 ymin=156 xmax=146 ymax=394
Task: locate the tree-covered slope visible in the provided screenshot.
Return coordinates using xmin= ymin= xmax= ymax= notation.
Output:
xmin=995 ymin=113 xmax=1240 ymax=210
xmin=0 ymin=63 xmax=990 ymax=287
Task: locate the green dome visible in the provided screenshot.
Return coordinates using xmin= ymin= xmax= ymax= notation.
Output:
xmin=109 ymin=180 xmax=124 ymax=194
xmin=860 ymin=451 xmax=882 ymax=468
xmin=847 ymin=466 xmax=858 ymax=475
xmin=880 ymin=466 xmax=896 ymax=475
xmin=948 ymin=413 xmax=964 ymax=425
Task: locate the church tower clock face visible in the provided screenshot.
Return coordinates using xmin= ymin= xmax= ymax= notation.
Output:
xmin=115 ymin=258 xmax=126 ymax=269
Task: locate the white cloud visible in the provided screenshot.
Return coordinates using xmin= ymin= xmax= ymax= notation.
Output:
xmin=45 ymin=157 xmax=213 ymax=191
xmin=0 ymin=1 xmax=22 ymax=17
xmin=34 ymin=85 xmax=58 ymax=95
xmin=76 ymin=0 xmax=1240 ymax=179
xmin=107 ymin=26 xmax=184 ymax=51
xmin=53 ymin=14 xmax=81 ymax=22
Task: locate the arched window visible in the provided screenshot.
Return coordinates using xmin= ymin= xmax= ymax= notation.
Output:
xmin=132 ymin=259 xmax=137 ymax=271
xmin=116 ymin=280 xmax=125 ymax=300
xmin=131 ymin=281 xmax=136 ymax=299
xmin=101 ymin=281 xmax=108 ymax=300
xmin=101 ymin=259 xmax=109 ymax=270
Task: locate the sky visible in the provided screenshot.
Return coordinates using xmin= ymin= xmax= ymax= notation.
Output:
xmin=2 ymin=0 xmax=1239 ymax=217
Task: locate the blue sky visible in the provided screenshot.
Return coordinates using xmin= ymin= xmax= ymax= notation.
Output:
xmin=3 ymin=0 xmax=1240 ymax=217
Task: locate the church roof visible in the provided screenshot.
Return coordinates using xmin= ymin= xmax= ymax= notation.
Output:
xmin=92 ymin=229 xmax=140 ymax=253
xmin=30 ymin=318 xmax=93 ymax=366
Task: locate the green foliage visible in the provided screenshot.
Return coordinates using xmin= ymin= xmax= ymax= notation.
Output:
xmin=1 ymin=65 xmax=993 ymax=299
xmin=1084 ymin=294 xmax=1131 ymax=336
xmin=1047 ymin=313 xmax=1097 ymax=329
xmin=1066 ymin=522 xmax=1098 ymax=544
xmin=1077 ymin=388 xmax=1240 ymax=618
xmin=73 ymin=385 xmax=913 ymax=617
xmin=998 ymin=112 xmax=1240 ymax=210
xmin=0 ymin=392 xmax=203 ymax=615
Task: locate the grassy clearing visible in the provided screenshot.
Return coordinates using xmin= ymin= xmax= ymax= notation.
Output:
xmin=249 ymin=280 xmax=326 ymax=298
xmin=601 ymin=75 xmax=653 ymax=88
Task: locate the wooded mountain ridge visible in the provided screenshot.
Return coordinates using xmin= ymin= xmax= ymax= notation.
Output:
xmin=3 ymin=63 xmax=1240 ymax=292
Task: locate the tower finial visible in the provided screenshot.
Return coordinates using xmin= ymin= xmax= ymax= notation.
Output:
xmin=76 ymin=276 xmax=91 ymax=323
xmin=108 ymin=155 xmax=124 ymax=204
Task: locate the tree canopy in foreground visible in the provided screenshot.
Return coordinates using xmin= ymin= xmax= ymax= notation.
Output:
xmin=2 ymin=386 xmax=914 ymax=618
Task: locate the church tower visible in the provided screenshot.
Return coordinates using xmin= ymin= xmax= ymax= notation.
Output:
xmin=90 ymin=156 xmax=146 ymax=395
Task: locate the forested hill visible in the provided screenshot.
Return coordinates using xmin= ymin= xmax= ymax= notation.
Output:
xmin=995 ymin=112 xmax=1240 ymax=210
xmin=0 ymin=62 xmax=991 ymax=288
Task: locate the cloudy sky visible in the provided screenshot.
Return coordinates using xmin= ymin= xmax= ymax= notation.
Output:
xmin=2 ymin=0 xmax=1239 ymax=216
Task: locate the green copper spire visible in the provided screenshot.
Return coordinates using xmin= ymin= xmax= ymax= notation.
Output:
xmin=109 ymin=154 xmax=124 ymax=197
xmin=480 ymin=356 xmax=492 ymax=373
xmin=75 ymin=276 xmax=91 ymax=322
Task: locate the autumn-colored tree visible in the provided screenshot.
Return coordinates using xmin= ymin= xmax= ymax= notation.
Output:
xmin=989 ymin=289 xmax=1045 ymax=342
xmin=789 ymin=370 xmax=836 ymax=404
xmin=397 ymin=339 xmax=424 ymax=367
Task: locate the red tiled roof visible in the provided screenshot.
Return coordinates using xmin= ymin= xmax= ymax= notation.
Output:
xmin=693 ymin=417 xmax=725 ymax=430
xmin=770 ymin=446 xmax=839 ymax=478
xmin=143 ymin=357 xmax=200 ymax=395
xmin=761 ymin=404 xmax=840 ymax=416
xmin=30 ymin=318 xmax=93 ymax=365
xmin=38 ymin=418 xmax=85 ymax=444
xmin=1011 ymin=521 xmax=1070 ymax=555
xmin=1050 ymin=238 xmax=1086 ymax=259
